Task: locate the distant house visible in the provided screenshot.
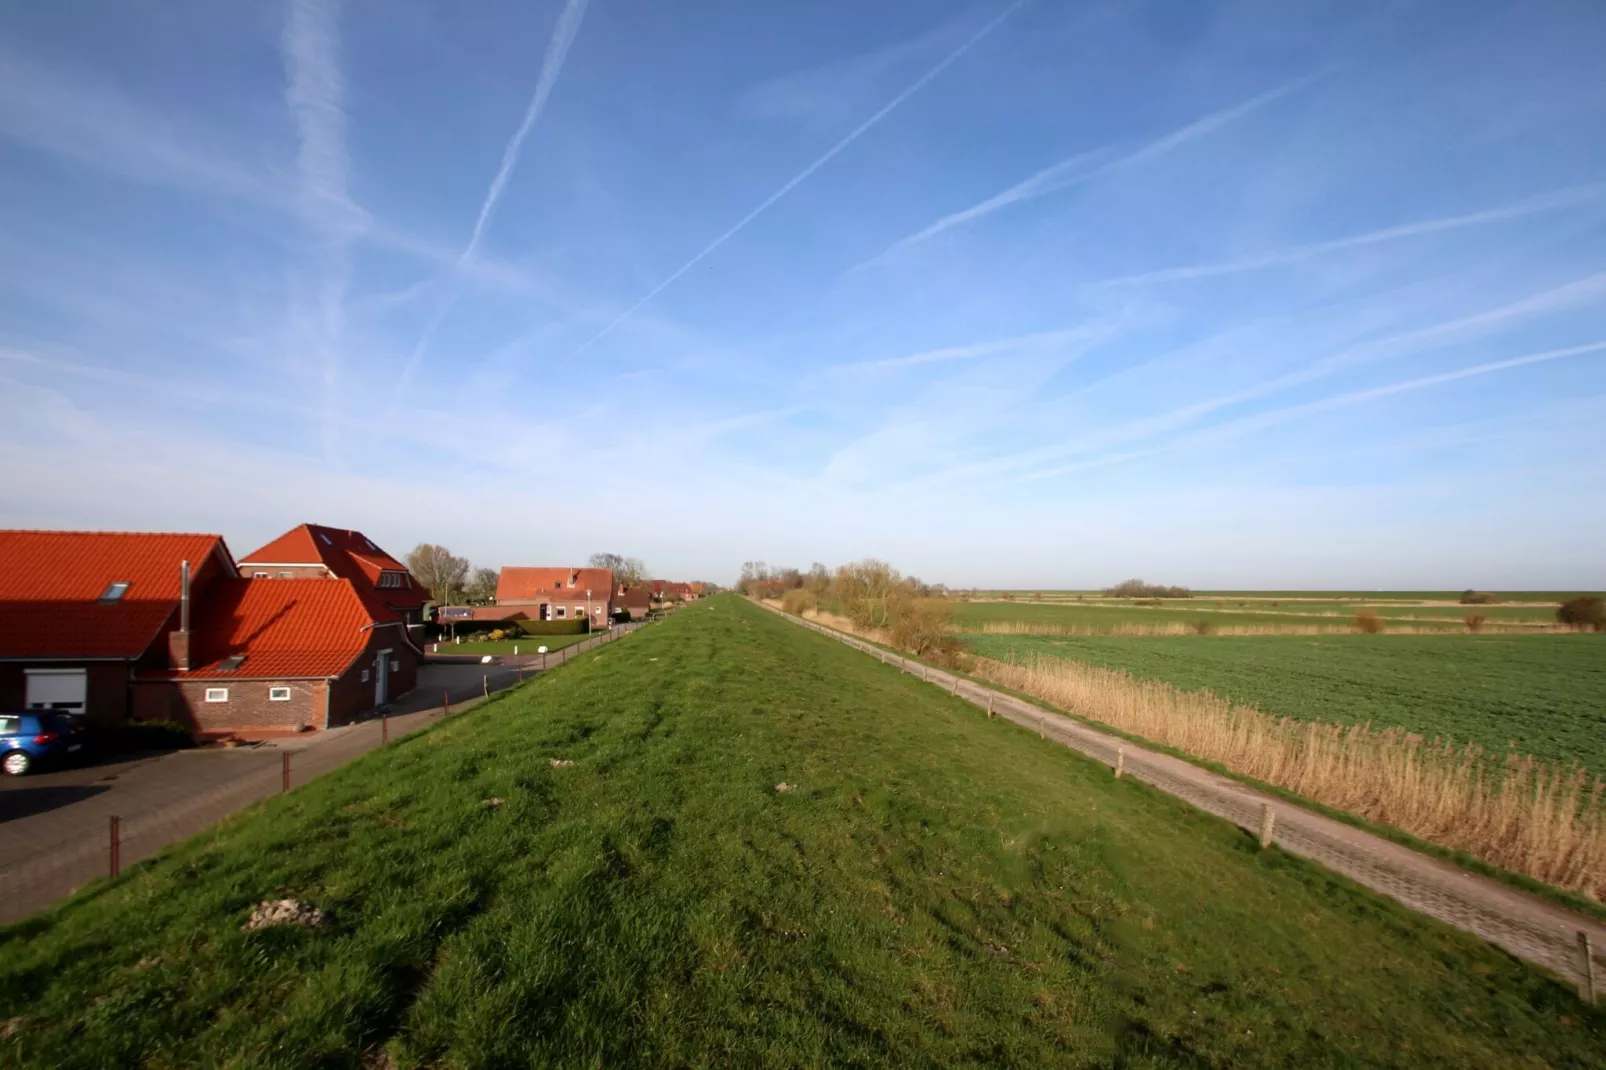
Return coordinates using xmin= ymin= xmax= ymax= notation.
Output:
xmin=132 ymin=578 xmax=417 ymax=737
xmin=0 ymin=530 xmax=238 ymax=725
xmin=614 ymin=585 xmax=653 ymax=620
xmin=496 ymin=567 xmax=615 ymax=628
xmin=237 ymin=524 xmax=429 ymax=641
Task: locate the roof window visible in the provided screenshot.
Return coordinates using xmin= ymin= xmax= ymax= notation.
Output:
xmin=218 ymin=655 xmax=246 ymax=671
xmin=318 ymin=532 xmax=333 ymax=545
xmin=98 ymin=581 xmax=130 ymax=603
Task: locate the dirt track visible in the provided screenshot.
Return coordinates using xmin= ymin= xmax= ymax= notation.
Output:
xmin=762 ymin=603 xmax=1605 ymax=997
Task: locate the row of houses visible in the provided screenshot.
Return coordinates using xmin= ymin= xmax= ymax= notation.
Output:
xmin=0 ymin=524 xmax=428 ymax=738
xmin=439 ymin=571 xmax=704 ymax=627
xmin=1 ymin=524 xmax=705 ymax=738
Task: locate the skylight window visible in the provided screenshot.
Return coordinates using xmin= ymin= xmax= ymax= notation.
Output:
xmin=218 ymin=655 xmax=246 ymax=671
xmin=318 ymin=532 xmax=333 ymax=546
xmin=98 ymin=582 xmax=130 ymax=603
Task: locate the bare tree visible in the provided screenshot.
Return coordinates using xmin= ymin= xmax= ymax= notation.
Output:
xmin=464 ymin=567 xmax=500 ymax=604
xmin=406 ymin=543 xmax=470 ymax=604
xmin=589 ymin=552 xmax=646 ymax=587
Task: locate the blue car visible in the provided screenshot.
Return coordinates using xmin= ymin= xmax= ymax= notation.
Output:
xmin=0 ymin=713 xmax=89 ymax=776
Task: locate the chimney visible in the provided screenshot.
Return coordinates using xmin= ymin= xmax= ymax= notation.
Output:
xmin=168 ymin=559 xmax=192 ymax=671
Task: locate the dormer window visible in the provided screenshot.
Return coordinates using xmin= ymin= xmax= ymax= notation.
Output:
xmin=98 ymin=581 xmax=130 ymax=603
xmin=378 ymin=571 xmax=408 ymax=589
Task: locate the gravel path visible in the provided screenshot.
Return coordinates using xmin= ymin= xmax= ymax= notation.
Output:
xmin=764 ymin=604 xmax=1604 ymax=998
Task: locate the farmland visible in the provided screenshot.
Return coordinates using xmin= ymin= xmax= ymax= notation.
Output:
xmin=3 ymin=596 xmax=1601 ymax=1067
xmin=962 ymin=632 xmax=1606 ymax=773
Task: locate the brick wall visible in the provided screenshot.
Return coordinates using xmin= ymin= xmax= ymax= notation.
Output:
xmin=328 ymin=627 xmax=419 ymax=727
xmin=134 ymin=677 xmax=327 ymax=735
xmin=239 ymin=564 xmax=330 ymax=580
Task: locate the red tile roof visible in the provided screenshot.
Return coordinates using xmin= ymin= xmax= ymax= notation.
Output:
xmin=239 ymin=524 xmax=426 ymax=614
xmin=0 ymin=531 xmax=232 ymax=659
xmin=497 ymin=567 xmax=614 ymax=604
xmin=140 ymin=578 xmax=381 ymax=680
xmin=615 ymin=585 xmax=653 ymax=610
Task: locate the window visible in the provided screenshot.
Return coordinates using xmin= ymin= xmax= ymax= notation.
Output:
xmin=218 ymin=655 xmax=245 ymax=671
xmin=318 ymin=532 xmax=333 ymax=545
xmin=278 ymin=571 xmax=294 ymax=579
xmin=252 ymin=571 xmax=269 ymax=579
xmin=98 ymin=581 xmax=130 ymax=603
xmin=268 ymin=686 xmax=291 ymax=702
xmin=554 ymin=607 xmax=567 ymax=619
xmin=204 ymin=688 xmax=229 ymax=703
xmin=361 ymin=669 xmax=370 ymax=683
xmin=390 ymin=660 xmax=400 ymax=672
xmin=553 ymin=581 xmax=561 ymax=590
xmin=378 ymin=571 xmax=408 ymax=588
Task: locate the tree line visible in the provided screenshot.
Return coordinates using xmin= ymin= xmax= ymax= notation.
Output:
xmin=737 ymin=560 xmax=963 ymax=665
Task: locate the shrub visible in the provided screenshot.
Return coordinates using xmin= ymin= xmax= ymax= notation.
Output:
xmin=1354 ymin=611 xmax=1385 ymax=634
xmin=1191 ymin=619 xmax=1216 ymax=635
xmin=519 ymin=619 xmax=589 ymax=636
xmin=1460 ymin=590 xmax=1498 ymax=605
xmin=888 ymin=599 xmax=968 ymax=669
xmin=488 ymin=629 xmax=506 ymax=642
xmin=1557 ymin=596 xmax=1606 ymax=632
xmin=780 ymin=588 xmax=817 ymax=616
xmin=109 ymin=720 xmax=195 ymax=752
xmin=1463 ymin=614 xmax=1487 ymax=633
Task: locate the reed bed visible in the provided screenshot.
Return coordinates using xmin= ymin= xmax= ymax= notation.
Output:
xmin=975 ymin=653 xmax=1606 ymax=899
xmin=970 ymin=619 xmax=1486 ymax=637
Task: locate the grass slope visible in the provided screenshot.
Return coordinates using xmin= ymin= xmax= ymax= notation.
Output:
xmin=965 ymin=632 xmax=1606 ymax=771
xmin=2 ymin=597 xmax=1601 ymax=1067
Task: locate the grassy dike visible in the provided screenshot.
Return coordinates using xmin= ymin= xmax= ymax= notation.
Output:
xmin=1 ymin=596 xmax=1600 ymax=1067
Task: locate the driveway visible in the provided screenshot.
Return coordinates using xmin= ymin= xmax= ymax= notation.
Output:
xmin=0 ymin=619 xmax=645 ymax=925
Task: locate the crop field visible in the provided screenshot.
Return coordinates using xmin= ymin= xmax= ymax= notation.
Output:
xmin=953 ymin=600 xmax=1471 ymax=633
xmin=3 ymin=596 xmax=1600 ymax=1067
xmin=962 ymin=632 xmax=1606 ymax=772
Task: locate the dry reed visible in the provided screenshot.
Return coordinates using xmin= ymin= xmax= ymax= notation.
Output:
xmin=974 ymin=653 xmax=1606 ymax=899
xmin=971 ymin=620 xmax=1479 ymax=637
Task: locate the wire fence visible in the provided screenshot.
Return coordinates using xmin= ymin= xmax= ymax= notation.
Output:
xmin=0 ymin=618 xmax=652 ymax=925
xmin=759 ymin=600 xmax=1604 ymax=1004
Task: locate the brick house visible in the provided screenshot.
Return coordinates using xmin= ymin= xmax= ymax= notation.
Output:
xmin=0 ymin=530 xmax=238 ymax=725
xmin=132 ymin=577 xmax=417 ymax=737
xmin=614 ymin=585 xmax=653 ymax=620
xmin=495 ymin=567 xmax=614 ymax=629
xmin=237 ymin=524 xmax=429 ymax=645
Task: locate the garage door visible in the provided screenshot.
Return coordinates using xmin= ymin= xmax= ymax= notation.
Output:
xmin=25 ymin=669 xmax=87 ymax=714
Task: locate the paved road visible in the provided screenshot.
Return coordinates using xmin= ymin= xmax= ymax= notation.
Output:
xmin=762 ymin=603 xmax=1606 ymax=999
xmin=0 ymin=621 xmax=646 ymax=924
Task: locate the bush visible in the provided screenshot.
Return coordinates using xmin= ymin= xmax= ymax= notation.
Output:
xmin=519 ymin=619 xmax=589 ymax=636
xmin=1354 ymin=611 xmax=1385 ymax=634
xmin=780 ymin=588 xmax=818 ymax=616
xmin=888 ymin=599 xmax=968 ymax=669
xmin=1191 ymin=619 xmax=1216 ymax=635
xmin=1463 ymin=614 xmax=1487 ymax=633
xmin=109 ymin=720 xmax=195 ymax=751
xmin=1104 ymin=579 xmax=1191 ymax=599
xmin=1557 ymin=597 xmax=1606 ymax=632
xmin=1460 ymin=590 xmax=1498 ymax=605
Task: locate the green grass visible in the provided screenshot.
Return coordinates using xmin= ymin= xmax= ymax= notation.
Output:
xmin=436 ymin=632 xmax=593 ymax=656
xmin=3 ymin=596 xmax=1601 ymax=1067
xmin=954 ymin=600 xmax=1474 ymax=632
xmin=964 ymin=632 xmax=1606 ymax=771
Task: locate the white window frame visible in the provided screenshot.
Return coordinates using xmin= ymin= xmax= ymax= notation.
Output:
xmin=204 ymin=688 xmax=229 ymax=703
xmin=361 ymin=669 xmax=370 ymax=683
xmin=268 ymin=686 xmax=292 ymax=702
xmin=554 ymin=606 xmax=567 ymax=618
xmin=278 ymin=571 xmax=294 ymax=579
xmin=252 ymin=571 xmax=269 ymax=579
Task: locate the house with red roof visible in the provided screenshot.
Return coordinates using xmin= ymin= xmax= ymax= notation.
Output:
xmin=0 ymin=528 xmax=419 ymax=737
xmin=237 ymin=524 xmax=429 ymax=639
xmin=495 ymin=567 xmax=614 ymax=629
xmin=614 ymin=584 xmax=653 ymax=620
xmin=0 ymin=530 xmax=237 ymax=724
xmin=131 ymin=577 xmax=418 ymax=737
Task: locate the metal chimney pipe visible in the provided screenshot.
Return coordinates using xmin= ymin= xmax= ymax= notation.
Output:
xmin=179 ymin=559 xmax=191 ymax=632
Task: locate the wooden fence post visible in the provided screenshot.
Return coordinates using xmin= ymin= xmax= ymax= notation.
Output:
xmin=1580 ymin=931 xmax=1598 ymax=1005
xmin=381 ymin=713 xmax=388 ymax=745
xmin=951 ymin=676 xmax=960 ymax=695
xmin=1038 ymin=716 xmax=1045 ymax=739
xmin=282 ymin=751 xmax=291 ymax=794
xmin=443 ymin=690 xmax=450 ymax=716
xmin=986 ymin=694 xmax=994 ymax=719
xmin=1115 ymin=748 xmax=1125 ymax=779
xmin=483 ymin=674 xmax=489 ymax=698
xmin=109 ymin=815 xmax=120 ymax=878
xmin=1258 ymin=804 xmax=1276 ymax=849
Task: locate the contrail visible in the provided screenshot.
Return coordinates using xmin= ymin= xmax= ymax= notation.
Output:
xmin=393 ymin=0 xmax=590 ymax=400
xmin=556 ymin=0 xmax=1032 ymax=367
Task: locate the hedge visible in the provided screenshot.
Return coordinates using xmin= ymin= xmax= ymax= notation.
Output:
xmin=515 ymin=619 xmax=590 ymax=636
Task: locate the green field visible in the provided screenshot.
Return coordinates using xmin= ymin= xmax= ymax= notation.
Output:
xmin=434 ymin=632 xmax=592 ymax=656
xmin=964 ymin=632 xmax=1606 ymax=771
xmin=2 ymin=596 xmax=1600 ymax=1066
xmin=954 ymin=600 xmax=1476 ymax=632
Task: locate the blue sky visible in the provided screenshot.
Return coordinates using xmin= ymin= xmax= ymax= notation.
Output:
xmin=1 ymin=0 xmax=1603 ymax=588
